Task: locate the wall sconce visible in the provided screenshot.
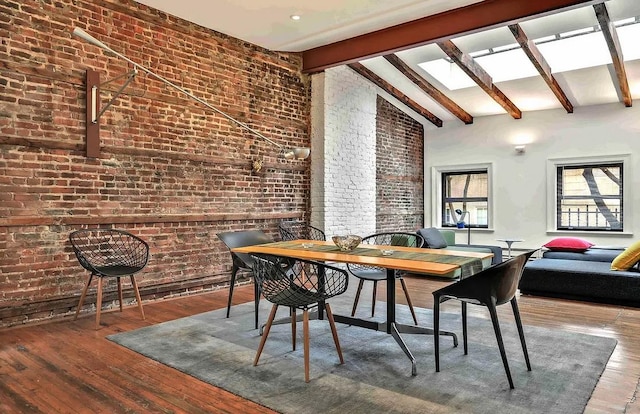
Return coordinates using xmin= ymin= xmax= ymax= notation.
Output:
xmin=514 ymin=145 xmax=526 ymax=154
xmin=72 ymin=27 xmax=310 ymax=161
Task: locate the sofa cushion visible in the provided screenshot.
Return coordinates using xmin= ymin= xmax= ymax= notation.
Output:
xmin=611 ymin=240 xmax=640 ymax=271
xmin=543 ymin=237 xmax=594 ymax=252
xmin=418 ymin=227 xmax=448 ymax=249
xmin=542 ymin=248 xmax=623 ymax=262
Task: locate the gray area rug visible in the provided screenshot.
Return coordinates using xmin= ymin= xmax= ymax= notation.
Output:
xmin=108 ymin=285 xmax=616 ymax=414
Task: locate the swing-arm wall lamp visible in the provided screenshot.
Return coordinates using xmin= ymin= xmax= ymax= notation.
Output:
xmin=73 ymin=27 xmax=310 ymax=160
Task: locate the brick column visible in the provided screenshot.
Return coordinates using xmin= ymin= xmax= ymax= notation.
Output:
xmin=311 ymin=66 xmax=377 ymax=237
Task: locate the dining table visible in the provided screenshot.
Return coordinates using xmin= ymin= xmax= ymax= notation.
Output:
xmin=233 ymin=239 xmax=492 ymax=375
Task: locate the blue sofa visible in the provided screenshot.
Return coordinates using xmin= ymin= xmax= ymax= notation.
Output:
xmin=519 ymin=248 xmax=640 ymax=307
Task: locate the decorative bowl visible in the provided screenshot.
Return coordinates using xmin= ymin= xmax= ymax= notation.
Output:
xmin=332 ymin=235 xmax=362 ymax=252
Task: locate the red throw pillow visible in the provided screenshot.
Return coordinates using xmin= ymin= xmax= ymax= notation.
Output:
xmin=543 ymin=237 xmax=594 ymax=252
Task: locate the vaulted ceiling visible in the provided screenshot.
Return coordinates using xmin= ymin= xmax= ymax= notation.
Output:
xmin=135 ymin=0 xmax=640 ymax=127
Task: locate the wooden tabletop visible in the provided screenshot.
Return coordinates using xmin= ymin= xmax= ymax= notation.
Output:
xmin=233 ymin=240 xmax=492 ymax=276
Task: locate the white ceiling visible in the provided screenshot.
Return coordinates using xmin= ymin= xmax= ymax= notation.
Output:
xmin=134 ymin=0 xmax=640 ymax=126
xmin=133 ymin=0 xmax=484 ymax=51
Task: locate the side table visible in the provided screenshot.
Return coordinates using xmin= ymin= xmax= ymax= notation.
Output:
xmin=496 ymin=238 xmax=524 ymax=259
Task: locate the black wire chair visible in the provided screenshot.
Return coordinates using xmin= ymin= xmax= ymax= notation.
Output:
xmin=251 ymin=254 xmax=349 ymax=382
xmin=217 ymin=230 xmax=273 ymax=329
xmin=433 ymin=249 xmax=538 ymax=389
xmin=278 ymin=220 xmax=326 ymax=241
xmin=347 ymin=232 xmax=424 ymax=325
xmin=69 ymin=228 xmax=149 ymax=330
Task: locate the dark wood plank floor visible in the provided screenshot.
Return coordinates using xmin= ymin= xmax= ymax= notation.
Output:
xmin=1 ymin=276 xmax=639 ymax=413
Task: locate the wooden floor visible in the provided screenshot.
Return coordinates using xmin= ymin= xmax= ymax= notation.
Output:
xmin=1 ymin=276 xmax=640 ymax=413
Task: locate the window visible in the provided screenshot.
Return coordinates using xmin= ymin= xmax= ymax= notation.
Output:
xmin=441 ymin=170 xmax=489 ymax=228
xmin=556 ymin=162 xmax=623 ymax=231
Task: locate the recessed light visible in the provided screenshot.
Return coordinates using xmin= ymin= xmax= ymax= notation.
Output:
xmin=290 ymin=14 xmax=301 ymax=21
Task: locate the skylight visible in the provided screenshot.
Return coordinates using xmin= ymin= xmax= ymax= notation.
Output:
xmin=418 ymin=18 xmax=640 ymax=91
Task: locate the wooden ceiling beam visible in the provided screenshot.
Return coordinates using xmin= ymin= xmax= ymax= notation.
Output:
xmin=383 ymin=54 xmax=473 ymax=125
xmin=302 ymin=0 xmax=605 ymax=73
xmin=594 ymin=3 xmax=632 ymax=107
xmin=347 ymin=63 xmax=443 ymax=127
xmin=437 ymin=40 xmax=522 ymax=119
xmin=508 ymin=24 xmax=574 ymax=113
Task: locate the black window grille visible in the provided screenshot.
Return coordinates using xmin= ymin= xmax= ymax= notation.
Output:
xmin=441 ymin=170 xmax=489 ymax=228
xmin=556 ymin=163 xmax=623 ymax=231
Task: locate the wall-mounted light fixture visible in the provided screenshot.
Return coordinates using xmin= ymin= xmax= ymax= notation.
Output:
xmin=514 ymin=145 xmax=526 ymax=154
xmin=72 ymin=27 xmax=310 ymax=161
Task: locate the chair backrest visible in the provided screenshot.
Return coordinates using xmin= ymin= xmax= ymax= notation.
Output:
xmin=473 ymin=250 xmax=537 ymax=305
xmin=217 ymin=230 xmax=273 ymax=270
xmin=278 ymin=220 xmax=326 ymax=241
xmin=251 ymin=254 xmax=348 ymax=308
xmin=348 ymin=232 xmax=424 ymax=274
xmin=361 ymin=232 xmax=424 ymax=248
xmin=69 ymin=228 xmax=149 ymax=274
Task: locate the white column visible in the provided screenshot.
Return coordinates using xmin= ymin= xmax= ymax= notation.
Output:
xmin=310 ymin=66 xmax=377 ymax=238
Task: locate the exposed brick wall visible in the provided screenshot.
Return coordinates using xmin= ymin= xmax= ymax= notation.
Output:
xmin=0 ymin=0 xmax=310 ymax=327
xmin=376 ymin=97 xmax=424 ymax=233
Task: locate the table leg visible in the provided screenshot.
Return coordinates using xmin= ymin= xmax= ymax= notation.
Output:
xmin=386 ymin=268 xmax=395 ymax=334
xmin=390 ymin=322 xmax=417 ymax=376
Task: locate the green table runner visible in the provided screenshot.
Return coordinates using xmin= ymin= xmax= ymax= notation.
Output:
xmin=267 ymin=241 xmax=484 ymax=279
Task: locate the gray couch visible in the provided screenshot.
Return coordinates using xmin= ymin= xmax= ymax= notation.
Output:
xmin=519 ymin=248 xmax=640 ymax=307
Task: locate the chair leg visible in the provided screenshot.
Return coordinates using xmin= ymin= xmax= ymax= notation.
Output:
xmin=74 ymin=274 xmax=93 ymax=320
xmin=487 ymin=302 xmax=515 ymax=389
xmin=325 ymin=304 xmax=344 ymax=364
xmin=350 ymin=279 xmax=364 ymax=317
xmin=462 ymin=302 xmax=468 ymax=355
xmin=511 ymin=298 xmax=532 ymax=371
xmin=303 ymin=309 xmax=310 ymax=383
xmin=117 ymin=278 xmax=123 ymax=312
xmin=130 ymin=275 xmax=145 ymax=320
xmin=433 ymin=294 xmax=441 ymax=372
xmin=371 ymin=281 xmax=378 ymax=318
xmin=226 ymin=265 xmax=239 ymax=319
xmin=399 ymin=277 xmax=418 ymax=325
xmin=254 ymin=304 xmax=278 ymax=366
xmin=95 ymin=277 xmax=104 ymax=330
xmin=291 ymin=308 xmax=297 ymax=351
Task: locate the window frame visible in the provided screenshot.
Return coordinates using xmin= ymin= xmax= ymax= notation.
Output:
xmin=546 ymin=154 xmax=631 ymax=234
xmin=431 ymin=163 xmax=493 ymax=229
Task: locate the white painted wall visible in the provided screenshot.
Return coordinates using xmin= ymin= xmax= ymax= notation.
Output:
xmin=310 ymin=66 xmax=378 ymax=237
xmin=425 ymin=102 xmax=640 ymax=250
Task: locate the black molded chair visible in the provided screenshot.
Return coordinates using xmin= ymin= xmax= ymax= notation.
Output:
xmin=217 ymin=230 xmax=273 ymax=329
xmin=433 ymin=249 xmax=538 ymax=389
xmin=278 ymin=220 xmax=326 ymax=241
xmin=347 ymin=232 xmax=424 ymax=325
xmin=69 ymin=228 xmax=149 ymax=330
xmin=251 ymin=254 xmax=349 ymax=382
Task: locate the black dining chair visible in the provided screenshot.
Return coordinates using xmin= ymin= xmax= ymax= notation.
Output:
xmin=278 ymin=220 xmax=326 ymax=242
xmin=217 ymin=230 xmax=273 ymax=329
xmin=69 ymin=228 xmax=149 ymax=330
xmin=347 ymin=232 xmax=424 ymax=325
xmin=251 ymin=254 xmax=349 ymax=382
xmin=432 ymin=249 xmax=538 ymax=389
